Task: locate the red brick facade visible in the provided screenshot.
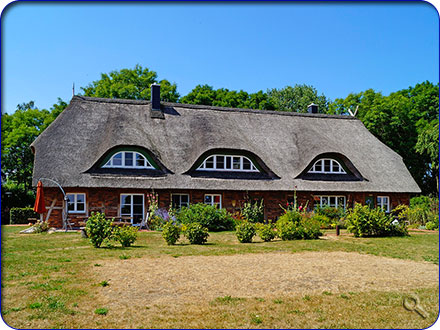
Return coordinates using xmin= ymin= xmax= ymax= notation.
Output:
xmin=42 ymin=187 xmax=411 ymax=228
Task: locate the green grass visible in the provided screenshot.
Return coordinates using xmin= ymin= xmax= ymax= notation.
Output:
xmin=1 ymin=225 xmax=438 ymax=328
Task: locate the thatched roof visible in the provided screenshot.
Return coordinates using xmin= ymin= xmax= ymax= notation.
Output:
xmin=31 ymin=96 xmax=420 ymax=193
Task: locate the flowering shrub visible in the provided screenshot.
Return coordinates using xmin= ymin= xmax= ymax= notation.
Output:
xmin=236 ymin=221 xmax=256 ymax=243
xmin=241 ymin=199 xmax=264 ymax=223
xmin=255 ymin=222 xmax=276 ymax=242
xmin=32 ymin=220 xmax=49 ymax=233
xmin=146 ymin=191 xmax=159 ymax=215
xmin=149 ymin=207 xmax=177 ymax=231
xmin=183 ymin=223 xmax=209 ymax=244
xmin=162 ymin=222 xmax=181 ymax=245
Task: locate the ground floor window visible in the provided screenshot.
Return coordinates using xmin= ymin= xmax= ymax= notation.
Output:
xmin=171 ymin=194 xmax=189 ymax=210
xmin=316 ymin=195 xmax=346 ymax=209
xmin=377 ymin=196 xmax=390 ymax=212
xmin=204 ymin=194 xmax=222 ymax=208
xmin=120 ymin=194 xmax=144 ymax=225
xmin=67 ymin=193 xmax=86 ymax=213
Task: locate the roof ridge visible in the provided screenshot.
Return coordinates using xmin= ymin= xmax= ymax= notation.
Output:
xmin=73 ymin=95 xmax=358 ymax=120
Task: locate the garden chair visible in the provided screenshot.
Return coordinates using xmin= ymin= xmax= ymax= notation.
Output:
xmin=139 ymin=212 xmax=150 ymax=230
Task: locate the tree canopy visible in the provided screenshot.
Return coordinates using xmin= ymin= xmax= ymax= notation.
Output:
xmin=180 ymin=84 xmax=274 ymax=110
xmin=330 ymin=81 xmax=439 ymax=194
xmin=1 ymin=99 xmax=67 ymax=192
xmin=267 ymin=84 xmax=329 ymax=113
xmin=81 ymin=64 xmax=179 ymax=102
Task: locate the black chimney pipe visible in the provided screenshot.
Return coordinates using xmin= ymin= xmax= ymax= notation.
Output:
xmin=307 ymin=103 xmax=319 ymax=114
xmin=151 ymin=83 xmax=161 ymax=111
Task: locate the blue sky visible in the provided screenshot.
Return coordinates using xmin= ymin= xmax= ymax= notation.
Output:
xmin=2 ymin=2 xmax=439 ymax=113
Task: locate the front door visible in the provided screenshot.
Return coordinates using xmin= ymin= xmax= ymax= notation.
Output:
xmin=120 ymin=194 xmax=144 ymax=225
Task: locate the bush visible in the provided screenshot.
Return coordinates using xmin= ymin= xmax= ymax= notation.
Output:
xmin=276 ymin=214 xmax=303 ymax=240
xmin=183 ymin=223 xmax=209 ymax=244
xmin=162 ymin=222 xmax=181 ymax=245
xmin=177 ymin=203 xmax=235 ymax=231
xmin=241 ymin=199 xmax=265 ymax=223
xmin=236 ymin=221 xmax=256 ymax=243
xmin=311 ymin=214 xmax=332 ymax=229
xmin=345 ymin=203 xmax=408 ymax=237
xmin=315 ymin=206 xmax=345 ymax=221
xmin=113 ymin=226 xmax=138 ymax=247
xmin=276 ymin=211 xmax=322 ymax=240
xmin=302 ymin=216 xmax=323 ymax=239
xmin=10 ymin=207 xmax=39 ymax=224
xmin=426 ymin=215 xmax=439 ymax=230
xmin=85 ymin=212 xmax=113 ymax=248
xmin=255 ymin=223 xmax=276 ymax=242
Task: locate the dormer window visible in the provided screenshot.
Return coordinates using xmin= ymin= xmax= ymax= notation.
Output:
xmin=103 ymin=151 xmax=155 ymax=169
xmin=197 ymin=155 xmax=259 ymax=172
xmin=308 ymin=158 xmax=346 ymax=174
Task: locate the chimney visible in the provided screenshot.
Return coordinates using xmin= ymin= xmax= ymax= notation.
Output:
xmin=150 ymin=83 xmax=164 ymax=119
xmin=307 ymin=103 xmax=318 ymax=114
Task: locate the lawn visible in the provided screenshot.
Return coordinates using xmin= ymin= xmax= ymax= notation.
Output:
xmin=1 ymin=226 xmax=438 ymax=329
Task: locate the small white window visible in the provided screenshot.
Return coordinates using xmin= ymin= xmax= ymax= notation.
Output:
xmin=171 ymin=194 xmax=190 ymax=210
xmin=316 ymin=195 xmax=346 ymax=209
xmin=67 ymin=193 xmax=86 ymax=213
xmin=204 ymin=194 xmax=222 ymax=208
xmin=197 ymin=155 xmax=259 ymax=172
xmin=308 ymin=158 xmax=346 ymax=174
xmin=377 ymin=196 xmax=390 ymax=212
xmin=104 ymin=151 xmax=154 ymax=169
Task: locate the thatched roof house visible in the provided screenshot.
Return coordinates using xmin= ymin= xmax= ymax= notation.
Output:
xmin=31 ymin=86 xmax=420 ymax=227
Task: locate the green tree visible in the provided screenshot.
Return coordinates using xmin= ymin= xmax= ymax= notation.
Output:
xmin=330 ymin=81 xmax=439 ymax=194
xmin=267 ymin=84 xmax=329 ymax=112
xmin=81 ymin=64 xmax=179 ymax=102
xmin=415 ymin=121 xmax=439 ymax=193
xmin=1 ymin=100 xmax=67 ymax=193
xmin=180 ymin=84 xmax=274 ymax=110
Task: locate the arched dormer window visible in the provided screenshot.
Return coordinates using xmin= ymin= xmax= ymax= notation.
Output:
xmin=103 ymin=151 xmax=155 ymax=169
xmin=197 ymin=155 xmax=259 ymax=172
xmin=308 ymin=158 xmax=346 ymax=174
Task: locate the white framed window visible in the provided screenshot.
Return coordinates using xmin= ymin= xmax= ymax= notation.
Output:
xmin=171 ymin=194 xmax=189 ymax=210
xmin=204 ymin=194 xmax=222 ymax=208
xmin=377 ymin=196 xmax=390 ymax=212
xmin=104 ymin=151 xmax=154 ymax=169
xmin=316 ymin=195 xmax=346 ymax=209
xmin=197 ymin=155 xmax=259 ymax=172
xmin=308 ymin=159 xmax=346 ymax=174
xmin=120 ymin=194 xmax=144 ymax=225
xmin=67 ymin=193 xmax=86 ymax=213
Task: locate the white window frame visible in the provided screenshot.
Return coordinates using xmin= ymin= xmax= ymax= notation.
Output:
xmin=67 ymin=193 xmax=86 ymax=214
xmin=377 ymin=196 xmax=390 ymax=212
xmin=204 ymin=194 xmax=222 ymax=208
xmin=120 ymin=193 xmax=145 ymax=226
xmin=171 ymin=194 xmax=190 ymax=210
xmin=197 ymin=155 xmax=259 ymax=172
xmin=308 ymin=158 xmax=346 ymax=174
xmin=104 ymin=151 xmax=154 ymax=169
xmin=316 ymin=195 xmax=346 ymax=209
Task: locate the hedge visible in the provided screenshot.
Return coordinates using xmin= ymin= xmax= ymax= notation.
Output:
xmin=10 ymin=207 xmax=39 ymax=224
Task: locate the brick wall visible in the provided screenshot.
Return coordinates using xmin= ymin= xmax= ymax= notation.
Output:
xmin=42 ymin=187 xmax=412 ymax=228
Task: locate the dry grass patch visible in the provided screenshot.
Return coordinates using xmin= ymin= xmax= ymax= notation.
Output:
xmin=95 ymin=251 xmax=438 ymax=307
